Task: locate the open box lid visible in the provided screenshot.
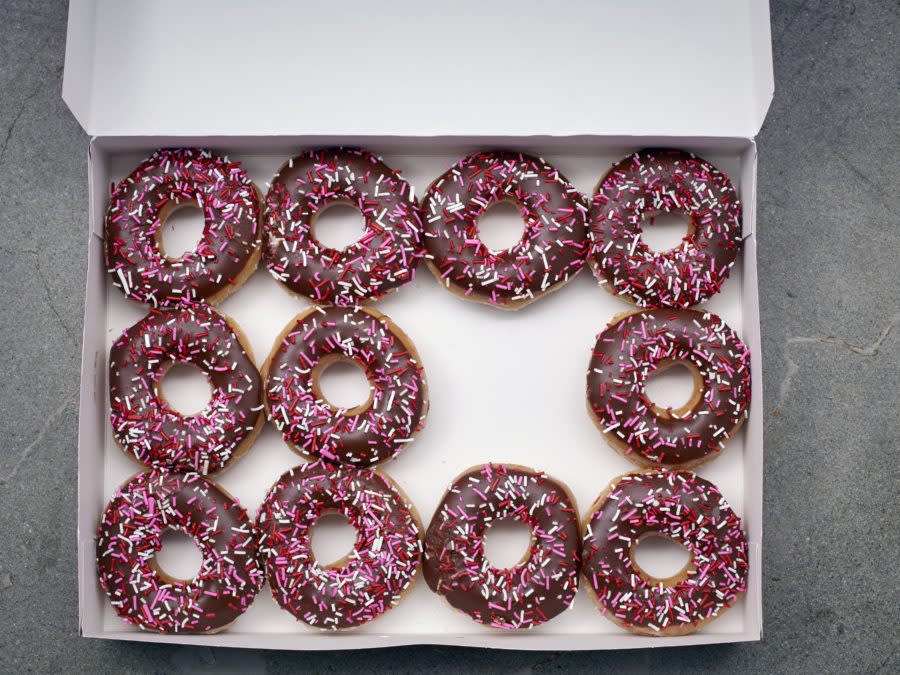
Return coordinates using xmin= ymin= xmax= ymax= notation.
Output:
xmin=63 ymin=0 xmax=772 ymax=139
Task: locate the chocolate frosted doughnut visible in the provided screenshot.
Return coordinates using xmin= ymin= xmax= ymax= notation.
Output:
xmin=105 ymin=148 xmax=261 ymax=306
xmin=109 ymin=303 xmax=264 ymax=474
xmin=587 ymin=308 xmax=750 ymax=468
xmin=263 ymin=148 xmax=423 ymax=306
xmin=422 ymin=151 xmax=589 ymax=308
xmin=263 ymin=305 xmax=427 ymax=467
xmin=256 ymin=461 xmax=423 ymax=630
xmin=96 ymin=471 xmax=264 ymax=633
xmin=588 ymin=149 xmax=742 ymax=308
xmin=423 ymin=464 xmax=581 ymax=629
xmin=581 ymin=470 xmax=749 ymax=636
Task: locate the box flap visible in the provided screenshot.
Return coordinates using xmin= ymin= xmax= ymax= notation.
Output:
xmin=63 ymin=0 xmax=773 ymax=138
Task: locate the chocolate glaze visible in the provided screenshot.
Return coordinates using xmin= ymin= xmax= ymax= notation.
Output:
xmin=105 ymin=148 xmax=260 ymax=306
xmin=587 ymin=308 xmax=751 ymax=468
xmin=588 ymin=149 xmax=742 ymax=308
xmin=264 ymin=306 xmax=427 ymax=467
xmin=256 ymin=461 xmax=422 ymax=630
xmin=423 ymin=464 xmax=581 ymax=629
xmin=263 ymin=148 xmax=423 ymax=306
xmin=422 ymin=150 xmax=589 ymax=307
xmin=96 ymin=471 xmax=264 ymax=633
xmin=109 ymin=303 xmax=263 ymax=474
xmin=581 ymin=470 xmax=749 ymax=635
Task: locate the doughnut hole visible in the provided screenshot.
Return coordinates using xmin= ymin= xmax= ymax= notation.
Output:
xmin=311 ymin=202 xmax=367 ymax=250
xmin=156 ymin=199 xmax=207 ymax=260
xmin=153 ymin=529 xmax=204 ymax=583
xmin=477 ymin=200 xmax=526 ymax=252
xmin=157 ymin=362 xmax=213 ymax=416
xmin=629 ymin=533 xmax=694 ymax=586
xmin=311 ymin=355 xmax=373 ymax=414
xmin=643 ymin=360 xmax=703 ymax=419
xmin=640 ymin=211 xmax=694 ymax=253
xmin=483 ymin=518 xmax=534 ymax=569
xmin=310 ymin=511 xmax=358 ymax=568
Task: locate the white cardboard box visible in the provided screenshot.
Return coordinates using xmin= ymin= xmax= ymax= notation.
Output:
xmin=64 ymin=0 xmax=773 ymax=651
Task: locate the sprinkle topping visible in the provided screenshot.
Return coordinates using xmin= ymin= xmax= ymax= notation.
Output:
xmin=264 ymin=305 xmax=427 ymax=468
xmin=588 ymin=149 xmax=742 ymax=308
xmin=105 ymin=148 xmax=261 ymax=307
xmin=422 ymin=151 xmax=589 ymax=308
xmin=581 ymin=470 xmax=749 ymax=635
xmin=263 ymin=148 xmax=423 ymax=306
xmin=96 ymin=470 xmax=264 ymax=633
xmin=587 ymin=308 xmax=751 ymax=468
xmin=423 ymin=464 xmax=581 ymax=629
xmin=256 ymin=461 xmax=422 ymax=630
xmin=109 ymin=302 xmax=263 ymax=474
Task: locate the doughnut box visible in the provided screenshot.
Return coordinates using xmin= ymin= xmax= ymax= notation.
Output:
xmin=64 ymin=0 xmax=773 ymax=650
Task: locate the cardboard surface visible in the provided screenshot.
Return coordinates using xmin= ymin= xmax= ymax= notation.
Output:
xmin=78 ymin=137 xmax=762 ymax=649
xmin=63 ymin=0 xmax=773 ymax=139
xmin=66 ymin=0 xmax=771 ymax=653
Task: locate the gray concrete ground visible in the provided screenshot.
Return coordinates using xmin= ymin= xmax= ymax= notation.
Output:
xmin=0 ymin=0 xmax=897 ymax=672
